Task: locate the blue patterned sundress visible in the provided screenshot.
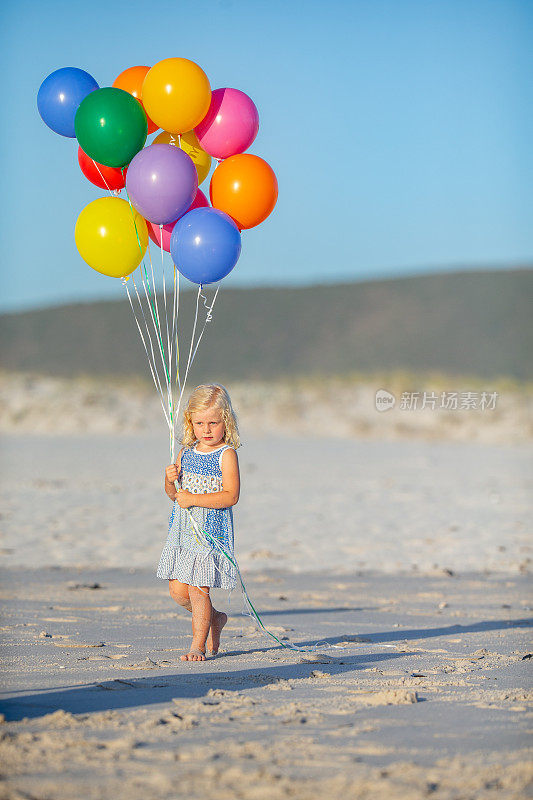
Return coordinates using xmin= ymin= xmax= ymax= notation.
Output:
xmin=156 ymin=443 xmax=237 ymax=590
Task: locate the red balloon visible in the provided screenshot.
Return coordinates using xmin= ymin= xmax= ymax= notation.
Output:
xmin=78 ymin=146 xmax=127 ymax=191
xmin=147 ymin=189 xmax=209 ymax=251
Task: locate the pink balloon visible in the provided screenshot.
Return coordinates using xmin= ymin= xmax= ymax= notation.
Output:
xmin=194 ymin=88 xmax=259 ymax=160
xmin=147 ymin=189 xmax=210 ymax=251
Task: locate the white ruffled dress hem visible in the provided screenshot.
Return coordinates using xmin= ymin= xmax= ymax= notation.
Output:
xmin=156 ymin=543 xmax=237 ymax=589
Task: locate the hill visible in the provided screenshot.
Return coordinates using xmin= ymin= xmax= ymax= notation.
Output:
xmin=1 ymin=269 xmax=532 ymax=382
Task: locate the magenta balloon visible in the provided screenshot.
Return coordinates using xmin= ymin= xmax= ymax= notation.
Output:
xmin=187 ymin=187 xmax=210 ymax=213
xmin=147 ymin=189 xmax=209 ymax=251
xmin=125 ymin=144 xmax=198 ymax=225
xmin=194 ymin=88 xmax=259 ymax=160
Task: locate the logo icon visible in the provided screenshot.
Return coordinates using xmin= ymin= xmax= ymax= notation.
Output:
xmin=375 ymin=389 xmax=395 ymax=412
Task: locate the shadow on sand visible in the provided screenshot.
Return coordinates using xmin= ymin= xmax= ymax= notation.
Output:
xmin=1 ymin=616 xmax=530 ymax=722
xmin=0 ymin=650 xmax=404 ymax=722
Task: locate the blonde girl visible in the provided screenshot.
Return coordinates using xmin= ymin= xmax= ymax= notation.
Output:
xmin=156 ymin=384 xmax=241 ymax=661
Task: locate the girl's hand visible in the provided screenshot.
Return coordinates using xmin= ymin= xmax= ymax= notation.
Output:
xmin=176 ymin=489 xmax=195 ymax=509
xmin=165 ymin=464 xmax=179 ymax=483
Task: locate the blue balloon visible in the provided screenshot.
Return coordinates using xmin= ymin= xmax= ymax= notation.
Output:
xmin=37 ymin=67 xmax=99 ymax=138
xmin=170 ymin=208 xmax=241 ymax=285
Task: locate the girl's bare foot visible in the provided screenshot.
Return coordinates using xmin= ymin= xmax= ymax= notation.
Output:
xmin=180 ymin=646 xmax=206 ymax=662
xmin=206 ymin=610 xmax=227 ymax=656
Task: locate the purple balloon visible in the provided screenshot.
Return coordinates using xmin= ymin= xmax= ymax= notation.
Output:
xmin=125 ymin=144 xmax=198 ymax=225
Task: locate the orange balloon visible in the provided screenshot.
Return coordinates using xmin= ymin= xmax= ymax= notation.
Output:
xmin=209 ymin=154 xmax=278 ymax=230
xmin=112 ymin=66 xmax=158 ymax=135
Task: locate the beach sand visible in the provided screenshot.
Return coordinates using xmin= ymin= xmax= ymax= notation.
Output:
xmin=0 ymin=567 xmax=531 ymax=799
xmin=0 ymin=430 xmax=530 ymax=575
xmin=0 ymin=427 xmax=532 ymax=798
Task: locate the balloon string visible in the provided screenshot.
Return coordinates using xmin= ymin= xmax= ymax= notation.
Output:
xmin=128 ymin=250 xmax=171 ymax=411
xmin=159 ymin=227 xmax=173 ymax=401
xmin=122 ymin=278 xmax=171 ymax=428
xmin=172 ymin=283 xmax=220 ymax=429
xmin=138 ymin=254 xmax=172 ymax=402
xmin=144 ymin=257 xmax=171 ymax=398
xmin=91 ymin=159 xmax=119 ymax=196
xmin=122 ymin=176 xmax=172 ymax=394
xmin=145 ymin=241 xmax=171 ymax=394
xmin=165 ymin=258 xmax=180 ymax=462
xmin=170 ymin=283 xmax=219 ymax=457
xmin=120 ymin=191 xmax=217 ymax=459
xmin=116 ymin=173 xmax=174 ymax=433
xmin=131 ymin=273 xmax=172 ymax=418
xmin=172 ymin=263 xmax=181 ymax=395
xmin=173 ymin=285 xmax=202 ymax=443
xmin=122 ymin=173 xmax=144 ymax=256
xmin=169 ymin=263 xmax=181 ymax=456
xmin=183 ymin=508 xmax=340 ymax=653
xmin=189 ymin=284 xmax=220 ymax=366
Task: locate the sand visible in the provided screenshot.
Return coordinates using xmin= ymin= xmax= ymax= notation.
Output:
xmin=0 ymin=431 xmax=531 ymax=574
xmin=0 ymin=427 xmax=532 ymax=798
xmin=0 ymin=567 xmax=531 ymax=799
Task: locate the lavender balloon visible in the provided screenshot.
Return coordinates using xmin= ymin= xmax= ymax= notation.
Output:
xmin=125 ymin=144 xmax=198 ymax=225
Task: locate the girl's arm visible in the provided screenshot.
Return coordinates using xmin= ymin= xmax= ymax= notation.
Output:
xmin=164 ymin=448 xmax=183 ymax=501
xmin=176 ymin=448 xmax=240 ymax=509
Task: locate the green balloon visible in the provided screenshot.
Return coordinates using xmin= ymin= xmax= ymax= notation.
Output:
xmin=75 ymin=87 xmax=148 ymax=168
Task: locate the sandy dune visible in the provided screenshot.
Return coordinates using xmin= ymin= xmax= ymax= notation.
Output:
xmin=1 ymin=371 xmax=531 ymax=444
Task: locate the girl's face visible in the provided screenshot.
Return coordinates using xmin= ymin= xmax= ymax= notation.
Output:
xmin=190 ymin=405 xmax=225 ymax=447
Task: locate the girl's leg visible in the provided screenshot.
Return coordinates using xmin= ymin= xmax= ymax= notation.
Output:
xmin=168 ymin=579 xmax=192 ymax=611
xmin=181 ymin=585 xmax=212 ymax=661
xmin=169 ymin=580 xmax=227 ymax=656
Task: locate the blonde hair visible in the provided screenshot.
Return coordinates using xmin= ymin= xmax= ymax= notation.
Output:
xmin=182 ymin=384 xmax=241 ymax=449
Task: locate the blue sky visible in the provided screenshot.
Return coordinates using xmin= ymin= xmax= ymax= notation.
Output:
xmin=2 ymin=0 xmax=532 ymax=311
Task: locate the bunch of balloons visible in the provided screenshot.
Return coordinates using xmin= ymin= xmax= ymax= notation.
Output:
xmin=37 ymin=59 xmax=278 ymax=285
xmin=38 ymin=61 xmax=311 ymax=658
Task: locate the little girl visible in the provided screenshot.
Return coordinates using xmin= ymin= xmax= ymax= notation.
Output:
xmin=156 ymin=384 xmax=240 ymax=662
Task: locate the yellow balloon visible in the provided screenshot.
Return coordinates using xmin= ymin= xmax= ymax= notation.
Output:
xmin=141 ymin=57 xmax=211 ymax=135
xmin=152 ymin=129 xmax=212 ymax=184
xmin=75 ymin=197 xmax=148 ymax=278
